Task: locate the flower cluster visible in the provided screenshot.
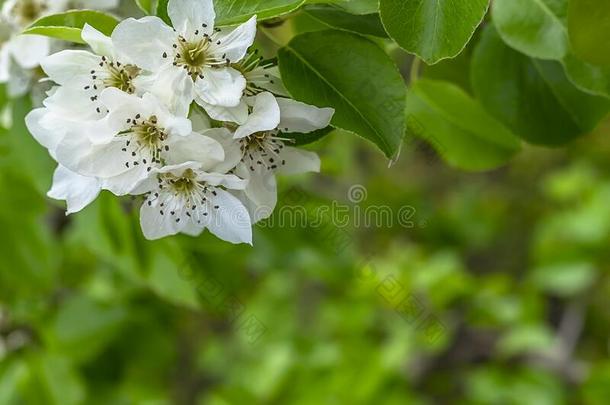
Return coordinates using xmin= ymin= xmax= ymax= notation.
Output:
xmin=0 ymin=0 xmax=119 ymax=96
xmin=26 ymin=0 xmax=334 ymax=244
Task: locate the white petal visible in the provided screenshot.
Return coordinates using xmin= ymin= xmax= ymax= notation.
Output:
xmin=140 ymin=193 xmax=182 ymax=240
xmin=206 ymin=189 xmax=252 ymax=245
xmin=56 ymin=136 xmax=127 ymax=179
xmin=212 ymin=16 xmax=257 ymax=63
xmin=140 ymin=92 xmax=192 ymax=135
xmin=25 ymin=108 xmax=62 ymax=156
xmin=48 ymin=165 xmax=101 ymax=214
xmin=41 ymin=50 xmax=98 ymax=85
xmin=100 ymin=86 xmax=147 ymax=111
xmin=7 ymin=58 xmax=33 ymax=96
xmin=81 ymin=24 xmax=114 ymax=57
xmin=168 ymin=0 xmax=215 ymax=37
xmin=201 ymin=128 xmax=242 ymax=173
xmin=277 ymin=147 xmax=321 ymax=175
xmin=277 ymin=98 xmax=334 ymax=133
xmin=157 ymin=162 xmax=204 ymax=176
xmin=111 ymin=17 xmax=175 ymax=71
xmin=135 ymin=67 xmax=193 ymax=117
xmin=194 ymin=66 xmax=245 ymax=107
xmin=101 ymin=90 xmax=152 ymax=132
xmin=102 ymin=164 xmax=150 ymax=195
xmin=8 ymin=35 xmax=49 ymax=68
xmin=232 ymin=189 xmax=273 ymax=224
xmin=43 ymin=85 xmax=101 ymax=122
xmin=234 ymin=92 xmax=280 ymax=139
xmin=165 ymin=132 xmax=225 ymax=168
xmin=241 ymin=166 xmax=278 ymax=222
xmin=197 ymin=172 xmax=247 ymax=190
xmin=200 ymin=99 xmax=249 ymax=124
xmin=0 ymin=45 xmax=11 ymax=83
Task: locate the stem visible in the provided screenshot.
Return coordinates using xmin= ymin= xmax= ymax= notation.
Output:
xmin=410 ymin=57 xmax=421 ymax=83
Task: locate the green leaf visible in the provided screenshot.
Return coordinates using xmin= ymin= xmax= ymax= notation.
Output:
xmin=497 ymin=325 xmax=555 ymax=357
xmin=529 ymin=261 xmax=597 ymax=297
xmin=563 ymin=54 xmax=610 ymax=98
xmin=26 ymin=355 xmax=85 ymax=405
xmin=23 ymin=10 xmax=120 ymax=44
xmin=406 ymin=79 xmax=521 ymax=171
xmin=215 ymin=0 xmax=306 ymax=25
xmin=278 ymin=29 xmax=406 ymax=158
xmin=156 ymin=0 xmax=170 ymax=24
xmin=135 ymin=0 xmax=157 ymax=15
xmin=491 ymin=0 xmax=610 ymax=98
xmin=46 ymin=294 xmax=127 ymax=363
xmin=379 ymin=0 xmax=489 ymax=65
xmin=568 ymin=0 xmax=610 ymax=67
xmin=281 ymin=127 xmax=334 ymax=146
xmin=492 ymin=0 xmax=569 ymax=60
xmin=471 ymin=26 xmax=610 ymax=146
xmin=304 ymin=5 xmax=387 ymax=38
xmin=333 ymin=0 xmax=379 ymax=14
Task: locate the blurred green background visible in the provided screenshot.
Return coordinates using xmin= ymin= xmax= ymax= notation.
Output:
xmin=1 ymin=4 xmax=610 ymax=405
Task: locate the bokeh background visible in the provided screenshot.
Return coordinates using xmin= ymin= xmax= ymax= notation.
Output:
xmin=1 ymin=2 xmax=609 ymax=404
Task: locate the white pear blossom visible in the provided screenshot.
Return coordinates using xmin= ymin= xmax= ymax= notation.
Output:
xmin=111 ymin=0 xmax=256 ymax=116
xmin=41 ymin=24 xmax=144 ymax=120
xmin=22 ymin=2 xmax=338 ymax=244
xmin=201 ymin=50 xmax=288 ymax=125
xmin=134 ymin=160 xmax=252 ymax=243
xmin=207 ymin=92 xmax=334 ymax=222
xmin=51 ymin=88 xmax=226 ymax=196
xmin=0 ymin=0 xmax=119 ymax=96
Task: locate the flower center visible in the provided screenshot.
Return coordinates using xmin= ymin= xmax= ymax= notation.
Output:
xmin=105 ymin=63 xmax=140 ymax=94
xmin=119 ymin=114 xmax=170 ymax=171
xmin=132 ymin=115 xmax=166 ymax=147
xmin=240 ymin=131 xmax=290 ymax=172
xmin=168 ymin=169 xmax=197 ymax=193
xmin=91 ymin=57 xmax=140 ymax=94
xmin=173 ymin=37 xmax=210 ymax=79
xmin=147 ymin=170 xmax=221 ymax=225
xmin=165 ymin=28 xmax=234 ymax=80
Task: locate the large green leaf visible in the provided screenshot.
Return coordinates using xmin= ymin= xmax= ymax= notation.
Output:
xmin=332 ymin=0 xmax=379 ymax=14
xmin=379 ymin=0 xmax=489 ymax=65
xmin=492 ymin=0 xmax=610 ymax=98
xmin=304 ymin=5 xmax=387 ymax=38
xmin=471 ymin=26 xmax=609 ymax=146
xmin=406 ymin=79 xmax=521 ymax=171
xmin=23 ymin=10 xmax=120 ymax=44
xmin=568 ymin=0 xmax=610 ymax=67
xmin=278 ymin=29 xmax=406 ymax=158
xmin=492 ymin=0 xmax=569 ymax=60
xmin=215 ymin=0 xmax=306 ymax=25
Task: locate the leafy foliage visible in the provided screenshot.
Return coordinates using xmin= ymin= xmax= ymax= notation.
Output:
xmin=278 ymin=29 xmax=406 ymax=158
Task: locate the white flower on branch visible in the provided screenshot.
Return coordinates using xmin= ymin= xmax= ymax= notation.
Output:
xmin=207 ymin=92 xmax=334 ymax=223
xmin=133 ymin=161 xmax=252 ymax=243
xmin=112 ymin=0 xmax=256 ymax=116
